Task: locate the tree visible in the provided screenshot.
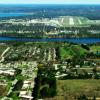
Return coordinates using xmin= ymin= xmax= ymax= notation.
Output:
xmin=40 ymin=87 xmax=49 ymax=97
xmin=92 ymin=95 xmax=96 ymax=100
xmin=77 ymin=94 xmax=88 ymax=100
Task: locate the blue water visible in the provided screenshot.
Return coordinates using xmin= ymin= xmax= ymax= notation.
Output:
xmin=0 ymin=4 xmax=100 ymax=18
xmin=0 ymin=37 xmax=100 ymax=44
xmin=0 ymin=13 xmax=29 ymax=17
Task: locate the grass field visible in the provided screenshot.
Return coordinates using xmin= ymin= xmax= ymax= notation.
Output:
xmin=55 ymin=16 xmax=90 ymax=27
xmin=60 ymin=45 xmax=86 ymax=60
xmin=90 ymin=45 xmax=100 ymax=52
xmin=53 ymin=16 xmax=100 ymax=27
xmin=56 ymin=80 xmax=100 ymax=100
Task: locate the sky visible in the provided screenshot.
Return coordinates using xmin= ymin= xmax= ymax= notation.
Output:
xmin=0 ymin=0 xmax=100 ymax=4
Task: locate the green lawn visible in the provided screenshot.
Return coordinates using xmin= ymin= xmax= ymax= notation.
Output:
xmin=60 ymin=45 xmax=86 ymax=60
xmin=71 ymin=45 xmax=86 ymax=55
xmin=60 ymin=47 xmax=73 ymax=60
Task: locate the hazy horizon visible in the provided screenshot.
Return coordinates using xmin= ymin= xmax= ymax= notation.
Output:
xmin=0 ymin=0 xmax=100 ymax=4
xmin=0 ymin=4 xmax=100 ymax=5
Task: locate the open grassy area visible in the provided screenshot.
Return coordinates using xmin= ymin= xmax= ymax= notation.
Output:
xmin=54 ymin=16 xmax=100 ymax=28
xmin=56 ymin=16 xmax=91 ymax=27
xmin=56 ymin=80 xmax=100 ymax=100
xmin=60 ymin=45 xmax=86 ymax=60
xmin=60 ymin=47 xmax=73 ymax=60
xmin=90 ymin=45 xmax=100 ymax=52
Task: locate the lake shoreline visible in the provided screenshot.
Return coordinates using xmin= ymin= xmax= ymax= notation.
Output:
xmin=0 ymin=36 xmax=100 ymax=44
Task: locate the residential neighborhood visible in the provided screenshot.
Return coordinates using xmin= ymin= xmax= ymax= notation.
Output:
xmin=0 ymin=42 xmax=100 ymax=100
